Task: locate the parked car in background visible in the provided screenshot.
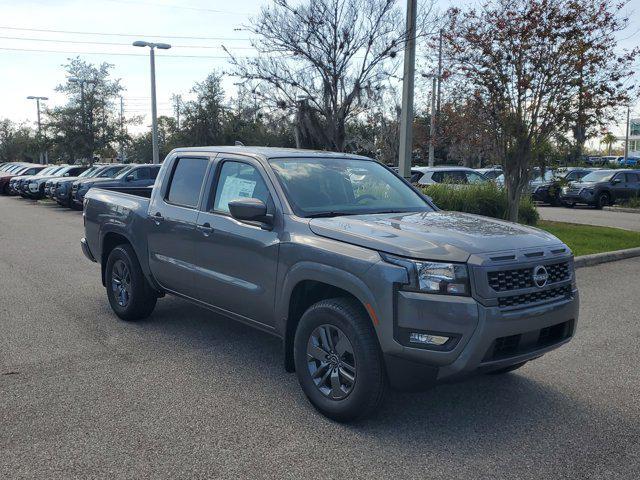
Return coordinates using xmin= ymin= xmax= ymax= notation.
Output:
xmin=82 ymin=147 xmax=579 ymax=422
xmin=532 ymin=168 xmax=594 ymax=205
xmin=475 ymin=167 xmax=503 ymax=180
xmin=9 ymin=165 xmax=63 ymax=196
xmin=24 ymin=165 xmax=88 ymax=199
xmin=71 ymin=164 xmax=159 ymax=208
xmin=0 ymin=164 xmax=46 ymax=195
xmin=619 ymin=157 xmax=639 ymax=167
xmin=413 ymin=166 xmax=491 ymax=186
xmin=51 ymin=164 xmax=109 ymax=207
xmin=560 ymin=169 xmax=640 ymax=208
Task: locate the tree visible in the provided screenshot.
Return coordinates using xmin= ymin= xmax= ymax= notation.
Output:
xmin=226 ymin=0 xmax=436 ymax=152
xmin=178 ymin=72 xmax=227 ymax=146
xmin=601 ymin=131 xmax=618 ymax=155
xmin=446 ymin=0 xmax=638 ymax=221
xmin=0 ymin=119 xmax=39 ymax=163
xmin=45 ymin=58 xmax=125 ymax=163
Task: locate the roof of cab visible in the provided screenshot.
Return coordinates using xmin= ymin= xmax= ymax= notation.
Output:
xmin=169 ymin=146 xmax=372 ymax=161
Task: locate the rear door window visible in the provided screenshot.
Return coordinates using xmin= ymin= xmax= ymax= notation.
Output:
xmin=166 ymin=157 xmax=209 ymax=208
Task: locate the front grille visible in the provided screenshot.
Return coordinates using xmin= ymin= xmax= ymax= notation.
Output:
xmin=565 ymin=187 xmax=581 ymax=195
xmin=498 ymin=285 xmax=572 ymax=309
xmin=483 ymin=320 xmax=574 ymax=362
xmin=488 ymin=261 xmax=570 ymax=292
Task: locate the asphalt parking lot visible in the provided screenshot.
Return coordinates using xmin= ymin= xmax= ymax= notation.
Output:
xmin=1 ymin=195 xmax=639 ymax=479
xmin=539 ymin=205 xmax=640 ymax=231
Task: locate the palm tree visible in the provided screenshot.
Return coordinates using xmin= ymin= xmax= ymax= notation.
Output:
xmin=601 ymin=132 xmax=618 ymax=155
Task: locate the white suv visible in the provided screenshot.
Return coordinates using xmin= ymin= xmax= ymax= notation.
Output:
xmin=412 ymin=166 xmax=491 ymax=186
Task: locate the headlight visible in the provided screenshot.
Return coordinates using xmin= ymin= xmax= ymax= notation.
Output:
xmin=381 ymin=254 xmax=470 ymax=296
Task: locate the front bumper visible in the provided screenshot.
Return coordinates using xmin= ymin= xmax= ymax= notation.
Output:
xmin=369 ymin=250 xmax=579 ymax=391
xmin=384 ymin=289 xmax=578 ymax=390
xmin=560 ymin=189 xmax=595 ymax=205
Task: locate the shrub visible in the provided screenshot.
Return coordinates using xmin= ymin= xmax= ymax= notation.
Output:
xmin=419 ymin=182 xmax=540 ymax=225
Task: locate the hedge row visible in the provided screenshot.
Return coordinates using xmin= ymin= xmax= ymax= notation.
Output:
xmin=419 ymin=182 xmax=540 ymax=226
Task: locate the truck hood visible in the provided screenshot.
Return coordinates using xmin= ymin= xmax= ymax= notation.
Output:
xmin=309 ymin=211 xmax=563 ymax=262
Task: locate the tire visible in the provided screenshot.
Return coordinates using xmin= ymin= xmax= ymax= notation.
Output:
xmin=293 ymin=297 xmax=387 ymax=422
xmin=564 ymin=202 xmax=574 ymax=208
xmin=105 ymin=244 xmax=157 ymax=321
xmin=487 ymin=361 xmax=527 ymax=375
xmin=595 ymin=192 xmax=610 ymax=209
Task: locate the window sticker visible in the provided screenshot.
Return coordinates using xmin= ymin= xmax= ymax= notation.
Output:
xmin=217 ymin=176 xmax=257 ymax=212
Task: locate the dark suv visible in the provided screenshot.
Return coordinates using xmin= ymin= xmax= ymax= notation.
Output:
xmin=532 ymin=168 xmax=593 ymax=206
xmin=560 ymin=169 xmax=640 ymax=208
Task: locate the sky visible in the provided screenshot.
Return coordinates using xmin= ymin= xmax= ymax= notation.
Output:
xmin=0 ymin=0 xmax=639 ymax=139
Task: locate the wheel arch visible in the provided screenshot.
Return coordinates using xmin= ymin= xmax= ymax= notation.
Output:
xmin=278 ymin=263 xmax=380 ymax=373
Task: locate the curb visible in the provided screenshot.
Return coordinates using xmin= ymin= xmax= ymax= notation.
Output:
xmin=574 ymin=247 xmax=640 ymax=269
xmin=603 ymin=206 xmax=640 ymax=214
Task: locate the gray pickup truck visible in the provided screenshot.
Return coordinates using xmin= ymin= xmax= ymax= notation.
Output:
xmin=81 ymin=147 xmax=579 ymax=421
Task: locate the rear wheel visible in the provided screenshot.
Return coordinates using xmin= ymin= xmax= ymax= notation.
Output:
xmin=105 ymin=244 xmax=157 ymax=321
xmin=294 ymin=297 xmax=387 ymax=422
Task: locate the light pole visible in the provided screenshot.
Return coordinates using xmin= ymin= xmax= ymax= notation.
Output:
xmin=398 ymin=0 xmax=417 ymax=178
xmin=133 ymin=40 xmax=171 ymax=164
xmin=27 ymin=95 xmax=48 ymax=164
xmin=69 ymin=77 xmax=97 ymax=163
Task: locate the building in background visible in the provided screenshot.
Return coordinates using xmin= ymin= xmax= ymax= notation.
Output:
xmin=629 ymin=118 xmax=640 ymax=157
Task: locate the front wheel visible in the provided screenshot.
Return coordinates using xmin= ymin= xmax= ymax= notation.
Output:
xmin=595 ymin=192 xmax=610 ymax=209
xmin=294 ymin=298 xmax=387 ymax=422
xmin=105 ymin=244 xmax=157 ymax=321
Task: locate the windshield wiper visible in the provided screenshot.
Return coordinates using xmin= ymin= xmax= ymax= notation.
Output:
xmin=306 ymin=211 xmax=358 ymax=218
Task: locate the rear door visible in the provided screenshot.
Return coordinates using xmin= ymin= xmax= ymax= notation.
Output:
xmin=147 ymin=155 xmax=214 ymax=296
xmin=626 ymin=173 xmax=640 ymax=199
xmin=609 ymin=172 xmax=629 ymax=201
xmin=191 ymin=155 xmax=281 ymax=326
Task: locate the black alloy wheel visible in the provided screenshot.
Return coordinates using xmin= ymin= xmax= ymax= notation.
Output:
xmin=306 ymin=324 xmax=357 ymax=400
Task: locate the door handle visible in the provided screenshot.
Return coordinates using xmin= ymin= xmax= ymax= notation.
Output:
xmin=151 ymin=212 xmax=164 ymax=225
xmin=196 ymin=223 xmax=214 ymax=237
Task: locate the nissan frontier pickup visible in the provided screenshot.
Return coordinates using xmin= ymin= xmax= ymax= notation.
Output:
xmin=81 ymin=147 xmax=579 ymax=422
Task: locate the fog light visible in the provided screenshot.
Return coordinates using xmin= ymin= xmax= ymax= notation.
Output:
xmin=409 ymin=332 xmax=449 ymax=346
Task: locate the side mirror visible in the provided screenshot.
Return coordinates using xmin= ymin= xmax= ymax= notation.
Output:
xmin=64 ymin=173 xmax=70 ymax=177
xmin=126 ymin=174 xmax=135 ymax=182
xmin=229 ymin=198 xmax=272 ymax=226
xmin=612 ymin=178 xmax=622 ymax=184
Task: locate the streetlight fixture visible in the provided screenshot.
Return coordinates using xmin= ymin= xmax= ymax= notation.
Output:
xmin=27 ymin=95 xmax=49 ymax=164
xmin=133 ymin=40 xmax=171 ymax=164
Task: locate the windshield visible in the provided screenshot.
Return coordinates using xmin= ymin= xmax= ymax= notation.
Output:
xmin=114 ymin=165 xmax=136 ymax=179
xmin=35 ymin=167 xmax=57 ymax=177
xmin=97 ymin=165 xmax=126 ymax=178
xmin=77 ymin=167 xmax=97 ymax=178
xmin=580 ymin=171 xmax=615 ymax=183
xmin=270 ymin=158 xmax=433 ymax=217
xmin=532 ymin=171 xmax=555 ymax=182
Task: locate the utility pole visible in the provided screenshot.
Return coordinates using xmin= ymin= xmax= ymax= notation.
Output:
xmin=173 ymin=94 xmax=182 ymax=130
xmin=624 ymin=106 xmax=630 ymax=161
xmin=119 ymin=96 xmax=126 ymax=163
xmin=429 ymin=76 xmax=437 ymax=167
xmin=398 ymin=0 xmax=417 ymax=178
xmin=133 ymin=40 xmax=171 ymax=164
xmin=27 ymin=96 xmax=48 ymax=164
xmin=436 ymin=28 xmax=443 ymax=117
xmin=69 ymin=77 xmax=96 ymax=163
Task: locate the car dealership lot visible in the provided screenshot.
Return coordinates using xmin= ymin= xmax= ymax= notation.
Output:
xmin=1 ymin=195 xmax=639 ymax=479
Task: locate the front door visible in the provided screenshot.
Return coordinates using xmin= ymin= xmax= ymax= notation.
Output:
xmin=192 ymin=157 xmax=281 ymax=327
xmin=147 ymin=155 xmax=212 ymax=296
